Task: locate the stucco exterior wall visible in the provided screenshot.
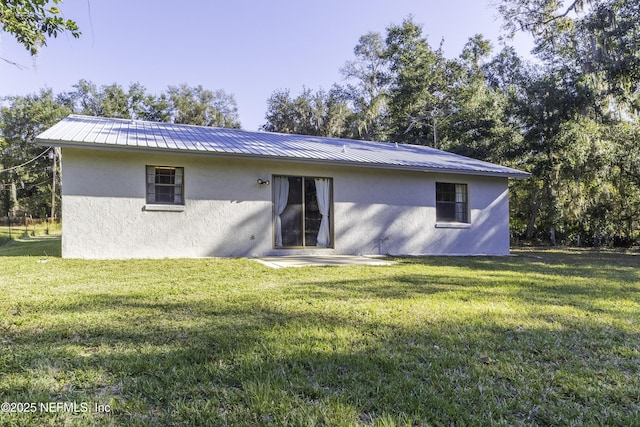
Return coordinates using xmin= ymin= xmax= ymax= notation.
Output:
xmin=61 ymin=148 xmax=511 ymax=259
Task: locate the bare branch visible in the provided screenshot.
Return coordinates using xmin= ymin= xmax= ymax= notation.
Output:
xmin=539 ymin=0 xmax=584 ymax=26
xmin=496 ymin=0 xmax=592 ymax=36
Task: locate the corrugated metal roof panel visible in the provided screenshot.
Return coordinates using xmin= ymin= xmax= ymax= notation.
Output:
xmin=36 ymin=115 xmax=530 ymax=178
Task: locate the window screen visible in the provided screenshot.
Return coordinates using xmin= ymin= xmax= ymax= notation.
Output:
xmin=436 ymin=182 xmax=468 ymax=223
xmin=146 ymin=166 xmax=184 ymax=205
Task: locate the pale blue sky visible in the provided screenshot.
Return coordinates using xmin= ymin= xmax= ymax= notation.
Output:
xmin=0 ymin=0 xmax=532 ymax=130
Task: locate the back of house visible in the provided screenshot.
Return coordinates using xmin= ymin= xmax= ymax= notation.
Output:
xmin=36 ymin=115 xmax=529 ymax=259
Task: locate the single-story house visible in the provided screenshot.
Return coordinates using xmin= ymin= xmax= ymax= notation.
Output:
xmin=36 ymin=114 xmax=529 ymax=259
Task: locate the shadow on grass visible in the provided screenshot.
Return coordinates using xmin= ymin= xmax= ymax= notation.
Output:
xmin=0 ymin=235 xmax=61 ymax=257
xmin=275 ymin=251 xmax=639 ymax=322
xmin=3 ymin=289 xmax=638 ymax=426
xmin=389 ymin=251 xmax=640 ymax=312
xmin=1 ymin=249 xmax=639 ymax=425
xmin=395 ymin=249 xmax=640 ymax=281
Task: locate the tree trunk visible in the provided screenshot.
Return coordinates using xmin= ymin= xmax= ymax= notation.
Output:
xmin=526 ymin=197 xmax=541 ymax=240
xmin=9 ymin=179 xmax=18 ymax=216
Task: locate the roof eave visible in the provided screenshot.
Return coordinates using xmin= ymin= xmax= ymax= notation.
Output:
xmin=36 ymin=138 xmax=531 ymax=179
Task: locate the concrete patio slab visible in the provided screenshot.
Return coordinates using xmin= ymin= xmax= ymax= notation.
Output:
xmin=253 ymin=255 xmax=396 ymax=269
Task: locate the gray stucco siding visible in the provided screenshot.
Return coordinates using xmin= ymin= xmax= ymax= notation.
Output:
xmin=61 ymin=148 xmax=510 ymax=259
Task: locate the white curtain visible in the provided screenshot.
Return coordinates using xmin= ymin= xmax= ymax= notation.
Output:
xmin=455 ymin=184 xmax=467 ymax=222
xmin=273 ymin=176 xmax=289 ymax=246
xmin=314 ymin=178 xmax=331 ymax=247
xmin=174 ymin=168 xmax=184 ymax=204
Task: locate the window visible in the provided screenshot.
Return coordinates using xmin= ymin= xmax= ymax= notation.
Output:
xmin=146 ymin=166 xmax=184 ymax=205
xmin=273 ymin=176 xmax=332 ymax=248
xmin=436 ymin=182 xmax=468 ymax=223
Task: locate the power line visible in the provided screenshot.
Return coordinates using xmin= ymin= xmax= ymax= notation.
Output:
xmin=0 ymin=179 xmax=50 ymax=190
xmin=0 ymin=147 xmax=52 ymax=174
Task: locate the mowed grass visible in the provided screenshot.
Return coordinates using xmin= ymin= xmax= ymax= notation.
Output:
xmin=0 ymin=237 xmax=638 ymax=426
xmin=0 ymin=224 xmax=61 ymax=257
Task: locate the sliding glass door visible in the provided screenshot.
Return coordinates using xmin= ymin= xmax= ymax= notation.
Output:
xmin=273 ymin=176 xmax=332 ymax=248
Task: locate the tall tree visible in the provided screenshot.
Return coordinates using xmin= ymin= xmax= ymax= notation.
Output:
xmin=262 ymin=87 xmax=350 ymax=137
xmin=495 ymin=0 xmax=640 ymax=245
xmin=441 ymin=35 xmax=520 ymax=163
xmin=340 ymin=32 xmax=390 ymax=141
xmin=384 ymin=18 xmax=456 ymax=147
xmin=0 ymin=89 xmax=71 ymax=217
xmin=166 ymin=83 xmax=240 ymax=128
xmin=65 ymin=80 xmax=132 ymax=118
xmin=497 ymin=0 xmax=640 ymax=110
xmin=58 ymin=80 xmax=240 ymax=126
xmin=60 ymin=80 xmax=156 ymax=119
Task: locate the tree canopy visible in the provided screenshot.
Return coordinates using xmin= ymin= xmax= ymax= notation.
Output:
xmin=262 ymin=9 xmax=640 ymax=247
xmin=0 ymin=81 xmax=240 ymax=218
xmin=0 ymin=0 xmax=80 ymax=56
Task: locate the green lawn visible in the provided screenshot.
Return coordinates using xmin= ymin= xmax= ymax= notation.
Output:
xmin=0 ymin=236 xmax=638 ymax=426
xmin=0 ymin=223 xmax=61 ymax=254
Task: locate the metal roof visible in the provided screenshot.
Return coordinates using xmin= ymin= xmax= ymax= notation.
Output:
xmin=36 ymin=115 xmax=530 ymax=178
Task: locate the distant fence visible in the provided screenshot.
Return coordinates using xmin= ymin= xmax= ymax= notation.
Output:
xmin=0 ymin=215 xmax=60 ymax=239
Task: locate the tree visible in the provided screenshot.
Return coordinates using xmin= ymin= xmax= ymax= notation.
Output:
xmin=57 ymin=80 xmax=241 ymax=127
xmin=0 ymin=0 xmax=80 ymax=56
xmin=441 ymin=35 xmax=520 ymax=163
xmin=0 ymin=89 xmax=71 ymax=217
xmin=497 ymin=0 xmax=592 ymax=41
xmin=496 ymin=0 xmax=640 ymax=111
xmin=262 ymin=87 xmax=351 ymax=137
xmin=340 ymin=32 xmax=390 ymax=141
xmin=59 ymin=80 xmax=170 ymax=121
xmin=384 ymin=18 xmax=457 ymax=147
xmin=0 ymin=80 xmax=243 ymax=219
xmin=61 ymin=80 xmax=131 ymax=118
xmin=506 ymin=65 xmax=585 ymax=242
xmin=126 ymin=82 xmax=169 ymax=122
xmin=166 ymin=84 xmax=241 ymax=128
xmin=573 ymin=1 xmax=640 ymax=112
xmin=494 ymin=0 xmax=640 ymax=245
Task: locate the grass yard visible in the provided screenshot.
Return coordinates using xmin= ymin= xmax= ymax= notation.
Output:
xmin=0 ymin=236 xmax=638 ymax=426
xmin=0 ymin=223 xmax=61 ymax=254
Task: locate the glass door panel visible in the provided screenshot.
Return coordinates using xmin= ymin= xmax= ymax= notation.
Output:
xmin=274 ymin=176 xmax=331 ymax=248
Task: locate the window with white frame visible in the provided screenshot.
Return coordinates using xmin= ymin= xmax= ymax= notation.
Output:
xmin=436 ymin=182 xmax=468 ymax=223
xmin=146 ymin=166 xmax=184 ymax=205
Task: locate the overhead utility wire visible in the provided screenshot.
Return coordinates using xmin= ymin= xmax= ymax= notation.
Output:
xmin=0 ymin=147 xmax=52 ymax=174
